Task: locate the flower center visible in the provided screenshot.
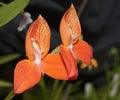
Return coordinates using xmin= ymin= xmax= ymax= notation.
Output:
xmin=31 ymin=38 xmax=44 ymax=75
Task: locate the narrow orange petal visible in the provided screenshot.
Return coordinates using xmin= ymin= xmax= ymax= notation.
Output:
xmin=60 ymin=45 xmax=78 ymax=80
xmin=25 ymin=15 xmax=50 ymax=61
xmin=60 ymin=4 xmax=81 ymax=46
xmin=42 ymin=54 xmax=68 ymax=80
xmin=73 ymin=40 xmax=93 ymax=65
xmin=14 ymin=59 xmax=41 ymax=94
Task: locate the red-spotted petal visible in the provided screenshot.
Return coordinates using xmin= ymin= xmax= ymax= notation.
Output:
xmin=14 ymin=59 xmax=41 ymax=94
xmin=73 ymin=40 xmax=93 ymax=65
xmin=60 ymin=45 xmax=78 ymax=80
xmin=42 ymin=54 xmax=68 ymax=80
xmin=25 ymin=15 xmax=50 ymax=61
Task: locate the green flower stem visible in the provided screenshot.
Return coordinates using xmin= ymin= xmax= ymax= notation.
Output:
xmin=5 ymin=89 xmax=15 ymax=100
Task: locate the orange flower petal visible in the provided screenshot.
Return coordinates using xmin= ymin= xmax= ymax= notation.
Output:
xmin=42 ymin=54 xmax=68 ymax=80
xmin=60 ymin=4 xmax=81 ymax=46
xmin=60 ymin=15 xmax=72 ymax=46
xmin=60 ymin=45 xmax=78 ymax=80
xmin=25 ymin=15 xmax=50 ymax=61
xmin=73 ymin=40 xmax=93 ymax=65
xmin=14 ymin=59 xmax=41 ymax=94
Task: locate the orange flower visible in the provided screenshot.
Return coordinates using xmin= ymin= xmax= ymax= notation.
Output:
xmin=59 ymin=4 xmax=93 ymax=78
xmin=14 ymin=15 xmax=68 ymax=94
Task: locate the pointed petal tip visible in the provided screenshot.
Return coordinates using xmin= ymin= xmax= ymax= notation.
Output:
xmin=38 ymin=14 xmax=42 ymax=17
xmin=14 ymin=88 xmax=23 ymax=94
xmin=38 ymin=14 xmax=43 ymax=19
xmin=70 ymin=3 xmax=74 ymax=8
xmin=36 ymin=14 xmax=45 ymax=23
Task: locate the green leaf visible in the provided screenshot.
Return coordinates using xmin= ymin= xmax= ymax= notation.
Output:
xmin=0 ymin=0 xmax=30 ymax=27
xmin=70 ymin=80 xmax=82 ymax=93
xmin=54 ymin=81 xmax=66 ymax=100
xmin=38 ymin=78 xmax=48 ymax=100
xmin=51 ymin=80 xmax=66 ymax=100
xmin=0 ymin=80 xmax=12 ymax=87
xmin=0 ymin=53 xmax=21 ymax=65
xmin=38 ymin=78 xmax=47 ymax=92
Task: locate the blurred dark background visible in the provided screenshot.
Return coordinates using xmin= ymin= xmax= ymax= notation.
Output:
xmin=0 ymin=0 xmax=120 ymax=99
